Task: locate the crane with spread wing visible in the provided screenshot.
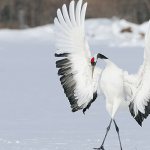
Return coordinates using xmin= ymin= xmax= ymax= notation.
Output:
xmin=54 ymin=0 xmax=150 ymax=149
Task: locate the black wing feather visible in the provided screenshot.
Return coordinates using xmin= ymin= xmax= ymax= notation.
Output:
xmin=129 ymin=100 xmax=150 ymax=126
xmin=55 ymin=53 xmax=82 ymax=112
xmin=55 ymin=53 xmax=97 ymax=113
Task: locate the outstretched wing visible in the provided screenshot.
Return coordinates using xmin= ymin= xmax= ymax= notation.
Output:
xmin=54 ymin=0 xmax=101 ymax=113
xmin=125 ymin=20 xmax=150 ymax=126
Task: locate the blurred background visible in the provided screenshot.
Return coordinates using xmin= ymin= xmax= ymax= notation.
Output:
xmin=0 ymin=0 xmax=150 ymax=29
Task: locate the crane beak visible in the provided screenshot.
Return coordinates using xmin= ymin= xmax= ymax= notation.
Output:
xmin=97 ymin=53 xmax=108 ymax=59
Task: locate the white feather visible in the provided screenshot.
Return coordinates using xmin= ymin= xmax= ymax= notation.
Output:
xmin=75 ymin=0 xmax=82 ymax=25
xmin=57 ymin=9 xmax=68 ymax=30
xmin=62 ymin=4 xmax=72 ymax=28
xmin=55 ymin=0 xmax=101 ymax=109
xmin=124 ymin=20 xmax=150 ymax=117
xmin=81 ymin=2 xmax=87 ymax=28
xmin=69 ymin=1 xmax=77 ymax=26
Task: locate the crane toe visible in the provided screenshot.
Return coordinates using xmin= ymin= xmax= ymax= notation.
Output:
xmin=93 ymin=145 xmax=105 ymax=150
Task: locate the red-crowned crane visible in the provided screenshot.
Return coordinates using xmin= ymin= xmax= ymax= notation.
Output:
xmin=54 ymin=0 xmax=150 ymax=149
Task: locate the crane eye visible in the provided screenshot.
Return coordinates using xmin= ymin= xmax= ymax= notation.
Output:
xmin=91 ymin=57 xmax=95 ymax=63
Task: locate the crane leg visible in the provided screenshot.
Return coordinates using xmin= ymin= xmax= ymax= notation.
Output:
xmin=93 ymin=119 xmax=112 ymax=150
xmin=113 ymin=120 xmax=123 ymax=150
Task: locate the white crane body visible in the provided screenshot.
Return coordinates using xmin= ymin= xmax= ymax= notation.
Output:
xmin=100 ymin=61 xmax=124 ymax=118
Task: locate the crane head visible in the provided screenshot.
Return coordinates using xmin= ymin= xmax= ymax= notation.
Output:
xmin=91 ymin=53 xmax=108 ymax=66
xmin=91 ymin=56 xmax=96 ymax=66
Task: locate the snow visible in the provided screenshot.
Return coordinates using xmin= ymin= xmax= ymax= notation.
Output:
xmin=86 ymin=18 xmax=147 ymax=48
xmin=0 ymin=18 xmax=150 ymax=150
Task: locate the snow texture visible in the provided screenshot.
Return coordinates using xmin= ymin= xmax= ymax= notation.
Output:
xmin=0 ymin=18 xmax=150 ymax=150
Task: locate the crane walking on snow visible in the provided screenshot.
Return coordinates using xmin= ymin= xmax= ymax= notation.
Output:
xmin=54 ymin=0 xmax=150 ymax=149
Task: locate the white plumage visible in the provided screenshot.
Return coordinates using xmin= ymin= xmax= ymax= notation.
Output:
xmin=54 ymin=0 xmax=101 ymax=113
xmin=54 ymin=0 xmax=150 ymax=149
xmin=124 ymin=22 xmax=150 ymax=124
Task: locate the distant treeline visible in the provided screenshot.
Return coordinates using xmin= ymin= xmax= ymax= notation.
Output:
xmin=0 ymin=0 xmax=150 ymax=29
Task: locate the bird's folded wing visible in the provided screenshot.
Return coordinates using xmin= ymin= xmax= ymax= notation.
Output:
xmin=128 ymin=20 xmax=150 ymax=126
xmin=54 ymin=0 xmax=101 ymax=113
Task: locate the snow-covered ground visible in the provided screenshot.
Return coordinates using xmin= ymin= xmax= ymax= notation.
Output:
xmin=0 ymin=18 xmax=150 ymax=150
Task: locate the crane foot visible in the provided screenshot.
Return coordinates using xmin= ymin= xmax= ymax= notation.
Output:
xmin=93 ymin=145 xmax=105 ymax=150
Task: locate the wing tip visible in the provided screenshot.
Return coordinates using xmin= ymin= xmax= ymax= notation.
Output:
xmin=72 ymin=106 xmax=82 ymax=112
xmin=129 ymin=102 xmax=150 ymax=126
xmin=70 ymin=0 xmax=75 ymax=6
xmin=54 ymin=17 xmax=57 ymax=22
xmin=83 ymin=2 xmax=88 ymax=8
xmin=62 ymin=4 xmax=67 ymax=10
xmin=55 ymin=53 xmax=69 ymax=57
